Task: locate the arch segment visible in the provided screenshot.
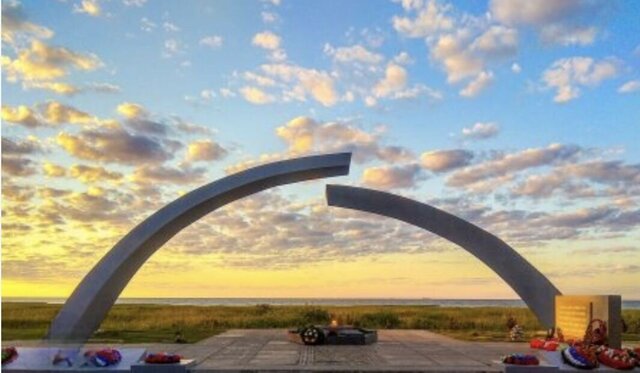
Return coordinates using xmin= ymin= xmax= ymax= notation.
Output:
xmin=326 ymin=184 xmax=560 ymax=327
xmin=47 ymin=153 xmax=352 ymax=343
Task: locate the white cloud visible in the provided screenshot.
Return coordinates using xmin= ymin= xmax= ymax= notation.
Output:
xmin=511 ymin=63 xmax=521 ymax=73
xmin=470 ymin=25 xmax=518 ymax=58
xmin=186 ymin=140 xmax=228 ymax=162
xmin=362 ymin=164 xmax=424 ymax=189
xmin=163 ymin=38 xmax=186 ymax=58
xmin=392 ymin=0 xmax=454 ymax=38
xmin=490 ymin=0 xmax=608 ymax=46
xmin=431 ymin=33 xmax=483 ymax=83
xmin=140 ymin=17 xmax=156 ymax=32
xmin=260 ymin=63 xmax=338 ymax=106
xmin=421 ymin=149 xmax=473 ymax=172
xmin=447 ymin=143 xmax=581 ymax=188
xmin=123 ymin=0 xmax=147 ymax=6
xmin=393 ymin=52 xmax=414 ymax=65
xmin=163 ymin=22 xmax=180 ymax=32
xmin=275 ymin=116 xmax=414 ymax=164
xmin=459 ymin=70 xmax=494 ymax=97
xmin=373 ymin=64 xmax=407 ymax=98
xmin=461 ymin=122 xmax=499 ymax=140
xmin=542 ymin=57 xmax=620 ymax=103
xmin=73 ymin=0 xmax=101 ymax=17
xmin=324 ymin=44 xmax=384 ymax=65
xmin=261 ymin=11 xmax=278 ymax=23
xmin=199 ymin=35 xmax=223 ymax=48
xmin=618 ymin=80 xmax=640 ymax=94
xmin=240 ymin=86 xmax=275 ymax=105
xmin=243 ymin=71 xmax=276 ymax=87
xmin=252 ymin=31 xmax=281 ymax=50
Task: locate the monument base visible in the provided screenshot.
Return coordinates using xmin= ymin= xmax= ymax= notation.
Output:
xmin=555 ymin=295 xmax=622 ymax=348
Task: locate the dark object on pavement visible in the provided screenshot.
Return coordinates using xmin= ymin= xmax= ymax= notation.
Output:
xmin=288 ymin=325 xmax=377 ymax=345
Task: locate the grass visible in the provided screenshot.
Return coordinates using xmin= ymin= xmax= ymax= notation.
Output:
xmin=3 ymin=303 xmax=639 ymax=344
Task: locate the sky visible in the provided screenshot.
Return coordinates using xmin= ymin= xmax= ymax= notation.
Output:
xmin=1 ymin=0 xmax=639 ymax=300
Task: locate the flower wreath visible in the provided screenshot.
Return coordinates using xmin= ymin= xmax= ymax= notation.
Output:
xmin=1 ymin=347 xmax=18 ymax=365
xmin=561 ymin=346 xmax=599 ymax=370
xmin=596 ymin=346 xmax=638 ymax=370
xmin=529 ymin=338 xmax=560 ymax=351
xmin=144 ymin=352 xmax=182 ymax=364
xmin=84 ymin=348 xmax=122 ymax=367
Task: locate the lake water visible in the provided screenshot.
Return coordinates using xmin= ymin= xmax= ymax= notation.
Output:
xmin=4 ymin=297 xmax=640 ymax=309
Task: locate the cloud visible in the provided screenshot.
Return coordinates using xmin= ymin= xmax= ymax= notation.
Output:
xmin=240 ymin=86 xmax=275 ymax=104
xmin=243 ymin=72 xmax=276 ymax=87
xmin=393 ymin=52 xmax=414 ymax=65
xmin=392 ymin=0 xmax=454 ymax=38
xmin=511 ymin=62 xmax=521 ymax=73
xmin=163 ymin=38 xmax=186 ymax=58
xmin=470 ymin=25 xmax=518 ymax=57
xmin=2 ymin=40 xmax=102 ymax=83
xmin=362 ymin=164 xmax=424 ymax=189
xmin=490 ymin=0 xmax=608 ymax=46
xmin=1 ymin=104 xmax=43 ymax=128
xmin=40 ymin=101 xmax=95 ymax=125
xmin=261 ymin=11 xmax=278 ymax=23
xmin=22 ymin=81 xmax=119 ymax=96
xmin=140 ymin=17 xmax=156 ymax=32
xmin=324 ymin=44 xmax=384 ymax=64
xmin=163 ymin=22 xmax=180 ymax=32
xmin=511 ymin=160 xmax=640 ymax=199
xmin=73 ymin=0 xmax=102 ymax=17
xmin=421 ymin=149 xmax=473 ymax=172
xmin=117 ymin=102 xmax=147 ymax=119
xmin=199 ymin=35 xmax=223 ymax=48
xmin=123 ymin=0 xmax=147 ymax=6
xmin=430 ymin=33 xmax=483 ymax=83
xmin=1 ymin=1 xmax=53 ymax=45
xmin=43 ymin=162 xmax=67 ymax=177
xmin=252 ymin=31 xmax=281 ymax=50
xmin=447 ymin=143 xmax=581 ymax=188
xmin=2 ymin=137 xmax=43 ymax=155
xmin=618 ymin=80 xmax=640 ymax=94
xmin=275 ymin=116 xmax=414 ymax=164
xmin=461 ymin=122 xmax=499 ymax=140
xmin=130 ymin=165 xmax=205 ymax=185
xmin=56 ymin=128 xmax=172 ymax=165
xmin=69 ymin=164 xmax=123 ymax=183
xmin=392 ymin=1 xmax=519 ymax=98
xmin=542 ymin=57 xmax=620 ymax=103
xmin=23 ymin=81 xmax=79 ymax=95
xmin=373 ymin=63 xmax=407 ymax=97
xmin=260 ymin=63 xmax=338 ymax=106
xmin=459 ymin=70 xmax=493 ymax=97
xmin=2 ymin=155 xmax=36 ymax=177
xmin=186 ymin=139 xmax=228 ymax=162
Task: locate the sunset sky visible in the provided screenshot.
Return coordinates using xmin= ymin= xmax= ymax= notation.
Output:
xmin=2 ymin=0 xmax=639 ymax=300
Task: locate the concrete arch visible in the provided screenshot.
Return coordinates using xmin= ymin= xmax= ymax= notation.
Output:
xmin=326 ymin=184 xmax=561 ymax=327
xmin=46 ymin=153 xmax=352 ymax=343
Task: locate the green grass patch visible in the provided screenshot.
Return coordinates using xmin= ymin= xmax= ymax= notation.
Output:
xmin=2 ymin=303 xmax=639 ymax=343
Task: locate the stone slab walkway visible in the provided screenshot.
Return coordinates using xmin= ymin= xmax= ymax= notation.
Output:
xmin=0 ymin=330 xmax=546 ymax=372
xmin=176 ymin=329 xmax=533 ymax=372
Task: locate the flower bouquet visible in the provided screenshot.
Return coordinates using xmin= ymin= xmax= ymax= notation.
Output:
xmin=502 ymin=353 xmax=540 ymax=365
xmin=1 ymin=347 xmax=18 ymax=365
xmin=83 ymin=348 xmax=122 ymax=367
xmin=144 ymin=352 xmax=182 ymax=364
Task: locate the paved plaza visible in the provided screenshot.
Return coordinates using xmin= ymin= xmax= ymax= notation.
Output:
xmin=141 ymin=329 xmax=532 ymax=372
